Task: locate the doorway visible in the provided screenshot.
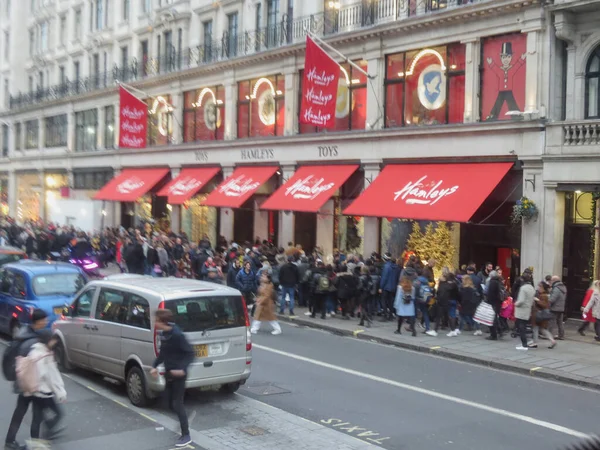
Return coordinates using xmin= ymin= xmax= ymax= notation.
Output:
xmin=234 ymin=198 xmax=254 ymax=246
xmin=294 ymin=212 xmax=316 ymax=254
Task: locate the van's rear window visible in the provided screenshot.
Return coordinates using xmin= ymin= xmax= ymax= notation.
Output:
xmin=164 ymin=296 xmax=245 ymax=332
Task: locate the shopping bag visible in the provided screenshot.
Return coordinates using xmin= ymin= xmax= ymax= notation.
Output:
xmin=474 ymin=302 xmax=495 ymax=327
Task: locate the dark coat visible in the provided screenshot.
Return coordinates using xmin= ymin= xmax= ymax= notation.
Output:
xmin=152 ymin=324 xmax=194 ymax=375
xmin=236 ymin=269 xmax=257 ymax=293
xmin=335 ymin=272 xmax=358 ymax=300
xmin=278 ymin=262 xmax=300 ymax=288
xmin=487 ymin=277 xmax=504 ymax=309
xmin=380 ymin=261 xmax=400 ymax=293
xmin=227 ymin=263 xmax=241 ymax=288
xmin=459 ymin=286 xmax=480 ymax=316
xmin=436 ymin=279 xmax=459 ymax=307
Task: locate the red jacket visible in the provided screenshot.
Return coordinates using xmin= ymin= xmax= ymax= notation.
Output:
xmin=582 ymin=289 xmax=596 ymax=323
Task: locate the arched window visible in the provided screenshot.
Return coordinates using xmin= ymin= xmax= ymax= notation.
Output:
xmin=585 ymin=45 xmax=600 ymax=118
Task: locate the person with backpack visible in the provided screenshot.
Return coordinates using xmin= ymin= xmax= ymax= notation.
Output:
xmin=394 ymin=276 xmax=417 ymax=336
xmin=414 ymin=275 xmax=434 ymax=334
xmin=310 ymin=260 xmax=329 ymax=319
xmin=379 ymin=254 xmax=401 ymax=321
xmin=335 ymin=266 xmax=359 ymax=320
xmin=4 ymin=309 xmax=53 ymax=450
xmin=358 ymin=266 xmax=373 ymax=327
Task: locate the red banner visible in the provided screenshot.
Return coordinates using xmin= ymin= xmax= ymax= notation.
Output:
xmin=119 ymin=86 xmax=147 ymax=149
xmin=299 ymin=37 xmax=339 ymax=129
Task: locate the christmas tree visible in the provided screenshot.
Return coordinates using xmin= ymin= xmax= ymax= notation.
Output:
xmin=407 ymin=221 xmax=456 ymax=279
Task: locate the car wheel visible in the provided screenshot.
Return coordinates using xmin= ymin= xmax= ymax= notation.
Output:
xmin=54 ymin=340 xmax=71 ymax=372
xmin=126 ymin=366 xmax=149 ymax=407
xmin=10 ymin=321 xmax=20 ymax=339
xmin=220 ymin=382 xmax=240 ymax=394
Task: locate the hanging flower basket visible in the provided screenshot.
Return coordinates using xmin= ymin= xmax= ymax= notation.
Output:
xmin=511 ymin=196 xmax=538 ymax=224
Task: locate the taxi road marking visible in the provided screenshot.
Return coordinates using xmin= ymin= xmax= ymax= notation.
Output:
xmin=353 ymin=330 xmax=365 ymax=336
xmin=321 ymin=418 xmax=390 ymax=445
xmin=430 ymin=346 xmax=441 ymax=351
xmin=530 ymin=367 xmax=542 ymax=373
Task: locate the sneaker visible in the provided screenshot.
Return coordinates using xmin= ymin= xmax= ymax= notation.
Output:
xmin=454 ymin=329 xmax=461 ymax=336
xmin=447 ymin=330 xmax=457 ymax=337
xmin=330 ymin=311 xmax=336 ymax=316
xmin=304 ymin=312 xmax=312 ymax=316
xmin=426 ymin=330 xmax=438 ymax=337
xmin=4 ymin=441 xmax=26 ymax=450
xmin=271 ymin=329 xmax=282 ymax=335
xmin=175 ymin=435 xmax=192 ymax=447
xmin=473 ymin=330 xmax=483 ymax=336
xmin=326 ymin=313 xmax=332 ymax=318
xmin=516 ymin=346 xmax=528 ymax=351
xmin=528 ymin=343 xmax=538 ymax=349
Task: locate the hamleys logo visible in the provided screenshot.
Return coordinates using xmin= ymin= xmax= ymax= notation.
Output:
xmin=285 ymin=175 xmax=335 ymax=200
xmin=169 ymin=177 xmax=202 ymax=196
xmin=117 ymin=177 xmax=145 ymax=194
xmin=393 ymin=175 xmax=459 ymax=206
xmin=219 ymin=176 xmax=261 ymax=197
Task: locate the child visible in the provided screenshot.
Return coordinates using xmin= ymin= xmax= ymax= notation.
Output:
xmin=394 ymin=276 xmax=416 ymax=336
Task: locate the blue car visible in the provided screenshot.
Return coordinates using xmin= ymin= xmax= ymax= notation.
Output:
xmin=0 ymin=261 xmax=88 ymax=337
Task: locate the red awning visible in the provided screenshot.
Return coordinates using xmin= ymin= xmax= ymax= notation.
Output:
xmin=157 ymin=167 xmax=221 ymax=204
xmin=203 ymin=166 xmax=279 ymax=208
xmin=261 ymin=165 xmax=359 ymax=213
xmin=343 ymin=162 xmax=513 ymax=222
xmin=94 ymin=168 xmax=170 ymax=202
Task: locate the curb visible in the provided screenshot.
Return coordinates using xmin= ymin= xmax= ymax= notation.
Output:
xmin=277 ymin=314 xmax=600 ymax=392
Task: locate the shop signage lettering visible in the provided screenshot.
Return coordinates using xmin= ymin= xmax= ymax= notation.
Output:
xmin=394 ymin=175 xmax=458 ymax=206
xmin=318 ymin=145 xmax=338 ymax=158
xmin=285 ymin=175 xmax=336 ymax=200
xmin=240 ymin=148 xmax=275 ymax=161
xmin=169 ymin=177 xmax=203 ymax=196
xmin=119 ymin=87 xmax=148 ymax=149
xmin=117 ymin=177 xmax=145 ymax=194
xmin=195 ymin=150 xmax=209 ymax=162
xmin=219 ymin=175 xmax=261 ymax=197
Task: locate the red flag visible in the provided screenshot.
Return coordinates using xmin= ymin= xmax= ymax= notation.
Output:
xmin=300 ymin=36 xmax=339 ymax=129
xmin=119 ymin=86 xmax=147 ymax=149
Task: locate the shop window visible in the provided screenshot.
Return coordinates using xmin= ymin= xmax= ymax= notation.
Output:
xmin=481 ymin=33 xmax=527 ymax=121
xmin=44 ymin=114 xmax=68 ymax=147
xmin=384 ymin=44 xmax=465 ymax=128
xmin=147 ymin=95 xmax=173 ymax=146
xmin=237 ymin=75 xmax=285 ymax=138
xmin=183 ymin=86 xmax=225 ymax=142
xmin=25 ymin=119 xmax=39 ymax=149
xmin=15 ymin=123 xmax=21 ymax=151
xmin=299 ymin=60 xmax=368 ymax=134
xmin=104 ymin=105 xmax=115 ymax=149
xmin=75 ymin=109 xmax=98 ymax=152
xmin=181 ymin=195 xmax=218 ymax=245
xmin=585 ymin=45 xmax=600 ymax=119
xmin=570 ymin=192 xmax=594 ymax=225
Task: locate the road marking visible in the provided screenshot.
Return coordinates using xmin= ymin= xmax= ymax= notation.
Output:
xmin=353 ymin=330 xmax=365 ymax=336
xmin=430 ymin=346 xmax=441 ymax=351
xmin=254 ymin=344 xmax=588 ymax=439
xmin=321 ymin=418 xmax=390 ymax=445
xmin=530 ymin=367 xmax=542 ymax=373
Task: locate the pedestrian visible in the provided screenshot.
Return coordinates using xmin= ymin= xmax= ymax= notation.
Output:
xmin=151 ymin=309 xmax=195 ymax=448
xmin=458 ymin=275 xmax=482 ymax=335
xmin=358 ymin=266 xmax=373 ymax=327
xmin=583 ymin=280 xmax=600 ymax=342
xmin=394 ymin=277 xmax=416 ymax=336
xmin=486 ymin=270 xmax=505 ymax=340
xmin=549 ymin=275 xmax=567 ymax=340
xmin=250 ymin=273 xmax=282 ymax=335
xmin=236 ymin=261 xmax=257 ymax=313
xmin=335 ymin=266 xmax=359 ymax=320
xmin=514 ymin=271 xmax=535 ymax=351
xmin=310 ymin=260 xmax=329 ymax=320
xmin=379 ymin=254 xmax=400 ymax=321
xmin=4 ymin=310 xmax=50 ymax=450
xmin=278 ymin=256 xmax=300 ymax=316
xmin=227 ymin=259 xmax=241 ymax=288
xmin=434 ymin=269 xmax=460 ymax=337
xmin=528 ymin=281 xmax=557 ymax=349
xmin=578 ymin=284 xmax=596 ymax=337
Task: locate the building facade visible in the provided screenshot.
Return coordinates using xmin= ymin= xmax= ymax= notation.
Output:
xmin=0 ymin=0 xmax=598 ymax=313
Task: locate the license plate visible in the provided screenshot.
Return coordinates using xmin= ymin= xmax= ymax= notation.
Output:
xmin=53 ymin=307 xmax=64 ymax=315
xmin=194 ymin=344 xmax=208 ymax=358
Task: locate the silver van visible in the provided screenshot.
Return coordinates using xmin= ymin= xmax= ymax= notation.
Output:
xmin=52 ymin=276 xmax=252 ymax=406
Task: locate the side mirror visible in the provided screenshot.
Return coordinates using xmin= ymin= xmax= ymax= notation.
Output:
xmin=63 ymin=306 xmax=72 ymax=317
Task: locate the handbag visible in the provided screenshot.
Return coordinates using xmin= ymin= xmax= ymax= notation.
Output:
xmin=536 ymin=309 xmax=553 ymax=323
xmin=474 ymin=302 xmax=496 ymax=327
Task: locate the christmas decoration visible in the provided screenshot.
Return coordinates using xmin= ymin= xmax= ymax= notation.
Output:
xmin=346 ymin=216 xmax=362 ymax=252
xmin=590 ymin=193 xmax=600 ymax=280
xmin=407 ymin=221 xmax=456 ymax=279
xmin=511 ymin=196 xmax=538 ymax=224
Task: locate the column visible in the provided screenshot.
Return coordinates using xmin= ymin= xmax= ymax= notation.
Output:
xmin=219 ymin=166 xmax=235 ymax=242
xmin=253 ymin=198 xmax=269 ymax=242
xmin=520 ymin=165 xmax=544 ymax=275
xmin=365 ymin=45 xmax=384 ymax=130
xmin=170 ymin=91 xmax=183 ymax=145
xmin=362 ymin=161 xmax=381 ymax=256
xmin=564 ymin=45 xmax=576 ymax=120
xmin=169 ymin=167 xmax=181 ymax=232
xmin=316 ymin=199 xmax=334 ymax=258
xmin=283 ymin=60 xmax=299 ymax=136
xmin=7 ymin=123 xmax=14 ymax=158
xmin=278 ymin=164 xmax=296 ymax=248
xmin=462 ymin=39 xmax=481 ymax=123
xmin=541 ymin=185 xmax=565 ymax=277
xmin=97 ymin=106 xmax=105 ymax=149
xmin=66 ymin=112 xmax=75 ymax=152
xmin=18 ymin=121 xmax=25 ymax=152
xmin=574 ymin=69 xmax=586 ymax=121
xmin=38 ymin=117 xmax=45 ymax=153
xmin=524 ymin=29 xmax=540 ymax=114
xmin=223 ymin=71 xmax=237 ymax=140
xmin=38 ymin=170 xmax=46 ymax=222
xmin=7 ymin=170 xmax=16 ymax=217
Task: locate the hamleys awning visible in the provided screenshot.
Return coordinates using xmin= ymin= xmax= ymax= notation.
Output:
xmin=203 ymin=166 xmax=279 ymax=208
xmin=343 ymin=162 xmax=513 ymax=222
xmin=261 ymin=165 xmax=359 ymax=213
xmin=94 ymin=168 xmax=170 ymax=202
xmin=157 ymin=167 xmax=221 ymax=204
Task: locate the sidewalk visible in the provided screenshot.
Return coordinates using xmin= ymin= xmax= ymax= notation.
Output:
xmin=277 ymin=308 xmax=600 ymax=390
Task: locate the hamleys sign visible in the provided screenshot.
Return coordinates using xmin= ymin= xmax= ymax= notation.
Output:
xmin=393 ymin=175 xmax=459 ymax=206
xmin=219 ymin=176 xmax=261 ymax=197
xmin=285 ymin=175 xmax=336 ymax=200
xmin=117 ymin=177 xmax=145 ymax=194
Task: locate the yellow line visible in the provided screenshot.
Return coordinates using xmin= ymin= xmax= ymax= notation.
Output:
xmin=138 ymin=412 xmax=158 ymax=423
xmin=353 ymin=330 xmax=365 ymax=336
xmin=112 ymin=399 xmax=128 ymax=408
xmin=530 ymin=367 xmax=542 ymax=373
xmin=430 ymin=346 xmax=441 ymax=351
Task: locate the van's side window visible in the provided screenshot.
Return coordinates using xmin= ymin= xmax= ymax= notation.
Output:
xmin=73 ymin=289 xmax=94 ymax=317
xmin=95 ymin=289 xmax=127 ymax=323
xmin=11 ymin=273 xmax=26 ymax=299
xmin=125 ymin=294 xmax=150 ymax=330
xmin=0 ymin=269 xmax=11 ymax=293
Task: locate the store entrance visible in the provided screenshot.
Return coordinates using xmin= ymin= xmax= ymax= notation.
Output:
xmin=294 ymin=212 xmax=317 ymax=254
xmin=234 ymin=198 xmax=254 ymax=246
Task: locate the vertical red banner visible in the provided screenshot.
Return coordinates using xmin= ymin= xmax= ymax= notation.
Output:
xmin=119 ymin=86 xmax=148 ymax=149
xmin=300 ymin=36 xmax=340 ymax=129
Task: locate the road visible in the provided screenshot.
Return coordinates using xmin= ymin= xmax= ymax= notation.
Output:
xmin=1 ymin=319 xmax=598 ymax=449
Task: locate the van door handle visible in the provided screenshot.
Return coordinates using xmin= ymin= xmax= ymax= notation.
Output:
xmin=203 ymin=361 xmax=213 ymax=368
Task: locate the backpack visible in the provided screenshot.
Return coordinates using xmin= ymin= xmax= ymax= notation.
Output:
xmin=402 ymin=292 xmax=413 ymax=305
xmin=316 ymin=274 xmax=330 ymax=293
xmin=2 ymin=337 xmax=37 ymax=382
xmin=15 ymin=348 xmax=52 ymax=395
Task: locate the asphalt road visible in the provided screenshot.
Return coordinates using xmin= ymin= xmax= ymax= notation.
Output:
xmin=243 ymin=322 xmax=600 ymax=450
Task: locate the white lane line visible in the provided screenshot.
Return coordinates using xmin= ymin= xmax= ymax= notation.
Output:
xmin=253 ymin=343 xmax=589 ymax=439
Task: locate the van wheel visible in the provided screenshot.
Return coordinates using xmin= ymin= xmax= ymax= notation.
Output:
xmin=220 ymin=382 xmax=240 ymax=394
xmin=126 ymin=366 xmax=149 ymax=407
xmin=54 ymin=341 xmax=71 ymax=373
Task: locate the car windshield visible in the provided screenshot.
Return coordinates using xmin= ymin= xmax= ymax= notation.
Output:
xmin=32 ymin=273 xmax=86 ymax=296
xmin=164 ymin=296 xmax=246 ymax=332
xmin=0 ymin=253 xmax=24 ymax=266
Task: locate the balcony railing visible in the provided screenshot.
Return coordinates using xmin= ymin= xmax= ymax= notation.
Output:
xmin=563 ymin=122 xmax=600 ymax=146
xmin=10 ymin=0 xmax=483 ymax=110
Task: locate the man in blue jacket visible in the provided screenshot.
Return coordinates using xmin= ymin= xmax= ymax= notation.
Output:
xmin=379 ymin=253 xmax=400 ymax=321
xmin=151 ymin=309 xmax=195 ymax=448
